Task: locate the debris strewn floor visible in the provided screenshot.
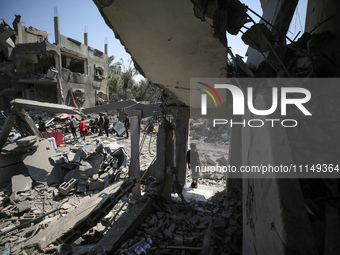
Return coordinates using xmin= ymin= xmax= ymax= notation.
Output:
xmin=0 ymin=112 xmax=232 ymax=254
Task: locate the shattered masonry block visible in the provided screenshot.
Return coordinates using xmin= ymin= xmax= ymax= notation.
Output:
xmin=19 ymin=212 xmax=43 ymax=224
xmin=17 ymin=201 xmax=31 ymax=213
xmin=24 ymin=178 xmax=136 ymax=249
xmin=77 ymin=183 xmax=86 ymax=193
xmin=58 ymin=178 xmax=77 ymax=196
xmin=0 ymin=205 xmax=16 ymax=219
xmin=77 ymin=176 xmax=87 ymax=193
xmin=88 ymin=181 xmax=105 ymax=191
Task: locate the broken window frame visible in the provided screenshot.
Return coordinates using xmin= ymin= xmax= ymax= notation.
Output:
xmin=61 ymin=52 xmax=87 ymax=75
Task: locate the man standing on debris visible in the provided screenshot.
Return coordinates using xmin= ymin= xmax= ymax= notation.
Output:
xmin=124 ymin=113 xmax=130 ymax=139
xmin=98 ymin=113 xmax=104 ymax=136
xmin=64 ymin=117 xmax=70 ymax=133
xmin=79 ymin=118 xmax=86 ymax=140
xmin=70 ymin=115 xmax=78 ymax=139
xmin=104 ymin=114 xmax=110 ymax=137
xmin=186 ymin=143 xmax=201 ymax=188
xmin=38 ymin=116 xmax=47 ymax=133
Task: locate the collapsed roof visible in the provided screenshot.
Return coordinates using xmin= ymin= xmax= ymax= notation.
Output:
xmin=93 ymin=0 xmax=228 ymax=106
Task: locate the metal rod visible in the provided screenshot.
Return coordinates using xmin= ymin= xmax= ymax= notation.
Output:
xmin=0 ymin=208 xmax=61 ymax=237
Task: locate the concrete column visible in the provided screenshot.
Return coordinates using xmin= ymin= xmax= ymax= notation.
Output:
xmin=84 ymin=33 xmax=88 ymax=46
xmin=54 ymin=52 xmax=63 ymax=104
xmin=155 ymin=118 xmax=166 ymax=183
xmin=119 ymin=109 xmax=124 ymax=122
xmin=105 ymin=43 xmax=108 ymax=55
xmin=16 ymin=23 xmax=23 ymax=44
xmin=174 ymin=108 xmax=189 ymax=188
xmin=54 ymin=16 xmax=60 ymax=45
xmin=162 ymin=122 xmax=174 ymax=198
xmin=129 ymin=116 xmax=141 ymax=199
xmin=133 ymin=110 xmax=142 ymax=126
xmin=226 ymin=119 xmax=242 ymax=191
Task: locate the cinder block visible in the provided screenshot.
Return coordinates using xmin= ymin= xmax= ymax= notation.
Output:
xmin=0 ymin=205 xmax=16 ymax=219
xmin=20 ymin=212 xmax=42 ymax=224
xmin=58 ymin=178 xmax=77 ymax=196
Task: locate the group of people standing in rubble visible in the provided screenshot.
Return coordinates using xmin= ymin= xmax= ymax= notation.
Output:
xmin=51 ymin=113 xmax=130 ymax=141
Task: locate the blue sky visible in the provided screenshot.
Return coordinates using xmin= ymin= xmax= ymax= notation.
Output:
xmin=1 ymin=0 xmax=307 ymax=79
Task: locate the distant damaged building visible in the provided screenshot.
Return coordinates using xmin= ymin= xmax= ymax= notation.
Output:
xmin=0 ymin=15 xmax=108 ymax=110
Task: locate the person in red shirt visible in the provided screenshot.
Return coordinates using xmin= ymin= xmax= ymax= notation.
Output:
xmin=79 ymin=118 xmax=86 ymax=140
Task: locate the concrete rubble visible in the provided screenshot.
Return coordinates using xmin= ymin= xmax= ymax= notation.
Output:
xmin=2 ymin=0 xmax=339 ymax=253
xmin=0 ymin=106 xmax=229 ymax=254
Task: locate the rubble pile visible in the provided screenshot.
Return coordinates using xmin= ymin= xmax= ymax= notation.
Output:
xmin=210 ymin=185 xmax=242 ymax=255
xmin=190 ymin=119 xmax=230 ymax=144
xmin=0 ymin=129 xmax=138 ymax=254
xmin=0 ymin=102 xmax=232 ymax=254
xmin=116 ymin=185 xmax=242 ymax=255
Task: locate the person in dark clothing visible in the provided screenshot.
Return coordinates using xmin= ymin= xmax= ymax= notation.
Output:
xmin=98 ymin=113 xmax=104 ymax=136
xmin=89 ymin=120 xmax=97 ymax=133
xmin=124 ymin=113 xmax=130 ymax=139
xmin=38 ymin=116 xmax=46 ymax=133
xmin=186 ymin=143 xmax=201 ymax=188
xmin=104 ymin=115 xmax=110 ymax=137
xmin=70 ymin=115 xmax=78 ymax=139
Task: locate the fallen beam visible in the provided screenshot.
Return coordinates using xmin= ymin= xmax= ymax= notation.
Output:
xmin=23 ymin=178 xmax=136 ymax=250
xmin=0 ymin=112 xmax=16 ymax=149
xmin=0 ymin=208 xmax=61 ymax=237
xmin=92 ymin=197 xmax=153 ymax=253
xmin=11 ymin=99 xmax=81 ymax=115
xmin=11 ymin=107 xmax=42 ymax=138
xmin=124 ymin=103 xmax=161 ymax=119
xmin=200 ymin=221 xmax=213 ymax=255
xmin=82 ymin=100 xmax=137 ymax=114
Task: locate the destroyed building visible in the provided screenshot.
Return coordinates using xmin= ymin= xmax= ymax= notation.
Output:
xmin=0 ymin=15 xmax=108 ymax=110
xmin=0 ymin=0 xmax=340 ymax=254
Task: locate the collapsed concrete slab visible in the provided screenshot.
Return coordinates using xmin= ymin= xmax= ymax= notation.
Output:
xmin=82 ymin=100 xmax=137 ymax=114
xmin=93 ymin=0 xmax=226 ymax=106
xmin=94 ymin=137 xmax=123 ymax=155
xmin=124 ymin=103 xmax=162 ymax=119
xmin=64 ymin=155 xmax=104 ymax=182
xmin=0 ymin=154 xmax=28 ymax=186
xmin=92 ymin=197 xmax=153 ymax=254
xmin=23 ymin=178 xmax=136 ymax=250
xmin=11 ymin=98 xmax=81 ymax=115
xmin=16 ymin=136 xmax=38 ymax=148
xmin=21 ymin=139 xmax=56 ymax=184
xmin=11 ymin=174 xmax=32 ymax=193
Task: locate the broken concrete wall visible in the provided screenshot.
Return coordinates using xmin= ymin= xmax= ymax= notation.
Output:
xmin=0 ymin=154 xmax=28 ymax=186
xmin=304 ymin=0 xmax=340 ymax=77
xmin=241 ymin=93 xmax=318 ymax=254
xmin=0 ymin=18 xmax=108 ymax=110
xmin=15 ymin=22 xmax=48 ymax=45
xmin=246 ymin=0 xmax=299 ymax=70
xmin=56 ymin=35 xmax=108 ymax=108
